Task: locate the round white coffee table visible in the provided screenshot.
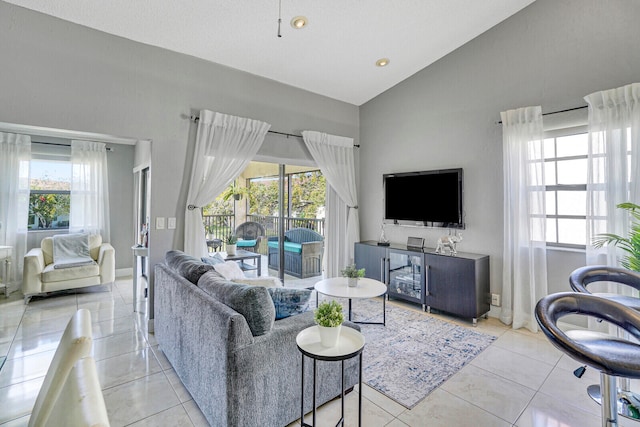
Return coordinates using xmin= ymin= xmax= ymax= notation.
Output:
xmin=296 ymin=325 xmax=365 ymax=427
xmin=315 ymin=277 xmax=387 ymax=326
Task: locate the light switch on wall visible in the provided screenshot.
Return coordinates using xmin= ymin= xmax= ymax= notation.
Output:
xmin=156 ymin=217 xmax=165 ymax=230
xmin=168 ymin=217 xmax=176 ymax=229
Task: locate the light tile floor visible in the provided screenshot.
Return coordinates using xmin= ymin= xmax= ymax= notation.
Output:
xmin=0 ymin=273 xmax=636 ymax=427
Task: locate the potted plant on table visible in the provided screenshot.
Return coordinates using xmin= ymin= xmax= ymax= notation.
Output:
xmin=341 ymin=264 xmax=365 ymax=287
xmin=225 ymin=233 xmax=238 ymax=256
xmin=314 ymin=300 xmax=344 ymax=347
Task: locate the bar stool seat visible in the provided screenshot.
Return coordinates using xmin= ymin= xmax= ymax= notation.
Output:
xmin=569 ymin=265 xmax=640 ymax=421
xmin=570 ymin=265 xmax=640 ymax=309
xmin=535 ymin=292 xmax=640 ymax=427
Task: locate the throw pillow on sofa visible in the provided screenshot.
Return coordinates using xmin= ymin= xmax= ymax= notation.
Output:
xmin=165 ymin=250 xmax=213 ymax=284
xmin=201 ymin=253 xmax=225 ymax=265
xmin=198 ymin=271 xmax=275 ymax=336
xmin=267 ymin=287 xmax=312 ymax=320
xmin=212 ymin=261 xmax=246 ymax=280
xmin=233 ymin=276 xmax=283 ymax=288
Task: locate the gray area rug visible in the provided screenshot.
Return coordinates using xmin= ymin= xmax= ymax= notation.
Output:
xmin=334 ymin=297 xmax=496 ymax=409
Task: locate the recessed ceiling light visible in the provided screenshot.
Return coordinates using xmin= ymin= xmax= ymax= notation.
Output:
xmin=376 ymin=58 xmax=390 ymax=67
xmin=291 ymin=16 xmax=308 ymax=29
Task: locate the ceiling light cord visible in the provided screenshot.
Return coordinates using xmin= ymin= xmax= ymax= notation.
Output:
xmin=277 ymin=0 xmax=282 ymax=38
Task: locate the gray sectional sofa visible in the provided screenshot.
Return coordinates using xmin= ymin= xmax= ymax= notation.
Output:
xmin=154 ymin=251 xmax=360 ymax=427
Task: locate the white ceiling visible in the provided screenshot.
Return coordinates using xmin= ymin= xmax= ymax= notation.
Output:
xmin=6 ymin=0 xmax=536 ymax=106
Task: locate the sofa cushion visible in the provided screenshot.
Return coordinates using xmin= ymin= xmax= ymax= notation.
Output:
xmin=42 ymin=262 xmax=100 ymax=282
xmin=165 ymin=250 xmax=214 ymax=284
xmin=198 ymin=271 xmax=275 ymax=336
xmin=267 ymin=287 xmax=312 ymax=320
xmin=267 ymin=241 xmax=303 ymax=254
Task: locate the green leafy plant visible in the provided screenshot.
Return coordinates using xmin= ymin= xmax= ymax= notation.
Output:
xmin=224 ymin=233 xmax=238 ymax=245
xmin=592 ymin=202 xmax=640 ymax=271
xmin=221 ymin=184 xmax=249 ymax=201
xmin=314 ymin=300 xmax=344 ymax=327
xmin=340 ymin=264 xmax=365 ymax=279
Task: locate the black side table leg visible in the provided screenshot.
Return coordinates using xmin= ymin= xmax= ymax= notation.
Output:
xmin=383 ymin=296 xmax=386 ymax=326
xmin=313 ymin=359 xmax=317 ymax=426
xmin=359 ymin=352 xmax=363 ymax=427
xmin=300 ymin=354 xmax=305 ymax=426
xmin=340 ymin=360 xmax=345 ymax=426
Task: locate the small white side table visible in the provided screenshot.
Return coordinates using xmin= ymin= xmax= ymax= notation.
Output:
xmin=315 ymin=277 xmax=388 ymax=325
xmin=0 ymin=246 xmax=12 ymax=298
xmin=132 ymin=245 xmax=149 ymax=311
xmin=296 ymin=325 xmax=365 ymax=427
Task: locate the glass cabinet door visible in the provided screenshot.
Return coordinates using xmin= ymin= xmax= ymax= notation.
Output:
xmin=387 ymin=249 xmax=424 ymax=304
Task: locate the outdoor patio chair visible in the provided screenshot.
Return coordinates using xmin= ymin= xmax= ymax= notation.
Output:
xmin=235 ymin=221 xmax=265 ymax=252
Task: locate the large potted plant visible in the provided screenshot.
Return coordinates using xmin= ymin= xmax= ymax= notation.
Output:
xmin=314 ymin=300 xmax=344 ymax=347
xmin=592 ymin=202 xmax=640 ymax=271
xmin=341 ymin=264 xmax=365 ymax=287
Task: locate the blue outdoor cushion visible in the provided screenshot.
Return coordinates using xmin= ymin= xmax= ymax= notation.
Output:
xmin=267 ymin=241 xmax=303 ymax=254
xmin=267 ymin=287 xmax=312 ymax=320
xmin=237 ymin=239 xmax=257 ymax=248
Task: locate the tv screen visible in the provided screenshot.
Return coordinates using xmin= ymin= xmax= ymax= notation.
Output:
xmin=383 ymin=168 xmax=464 ymax=228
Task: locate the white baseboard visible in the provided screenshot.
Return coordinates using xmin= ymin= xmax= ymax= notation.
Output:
xmin=116 ymin=268 xmax=132 ymax=278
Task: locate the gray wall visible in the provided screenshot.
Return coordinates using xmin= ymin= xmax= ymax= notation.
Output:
xmin=359 ymin=0 xmax=640 ymax=319
xmin=0 ymin=1 xmax=359 ymax=314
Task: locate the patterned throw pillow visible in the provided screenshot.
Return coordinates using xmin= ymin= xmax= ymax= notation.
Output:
xmin=267 ymin=287 xmax=312 ymax=320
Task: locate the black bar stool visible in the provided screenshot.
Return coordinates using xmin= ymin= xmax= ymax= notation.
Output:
xmin=535 ymin=292 xmax=640 ymax=427
xmin=570 ymin=265 xmax=640 ymax=421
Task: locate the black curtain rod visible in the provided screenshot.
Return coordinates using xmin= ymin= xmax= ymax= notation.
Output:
xmin=188 ymin=115 xmax=360 ymax=148
xmin=33 ymin=141 xmax=113 ymax=151
xmin=496 ymin=105 xmax=588 ymax=125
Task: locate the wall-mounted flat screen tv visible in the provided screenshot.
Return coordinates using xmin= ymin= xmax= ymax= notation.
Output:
xmin=383 ymin=168 xmax=464 ymax=229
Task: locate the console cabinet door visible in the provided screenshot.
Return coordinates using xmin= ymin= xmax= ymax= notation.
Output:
xmin=424 ymin=253 xmax=490 ymax=319
xmin=354 ymin=242 xmax=387 ymax=282
xmin=387 ymin=249 xmax=424 ymax=305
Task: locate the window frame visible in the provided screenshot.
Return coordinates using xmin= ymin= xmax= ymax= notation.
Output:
xmin=543 ymin=125 xmax=588 ymax=250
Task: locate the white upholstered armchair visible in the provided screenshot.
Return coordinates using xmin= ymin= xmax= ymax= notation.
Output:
xmin=22 ymin=234 xmax=115 ymax=304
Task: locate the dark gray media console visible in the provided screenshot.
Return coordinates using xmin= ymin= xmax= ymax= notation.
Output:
xmin=354 ymin=241 xmax=490 ymax=325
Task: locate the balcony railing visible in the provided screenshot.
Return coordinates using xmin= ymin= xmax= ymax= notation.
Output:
xmin=202 ymin=214 xmax=325 ymax=255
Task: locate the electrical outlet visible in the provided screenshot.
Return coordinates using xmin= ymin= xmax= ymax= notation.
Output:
xmin=168 ymin=217 xmax=176 ymax=229
xmin=156 ymin=217 xmax=165 ymax=230
xmin=491 ymin=293 xmax=501 ymax=307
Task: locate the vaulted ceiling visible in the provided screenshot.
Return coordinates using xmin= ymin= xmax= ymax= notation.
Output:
xmin=5 ymin=0 xmax=536 ymax=105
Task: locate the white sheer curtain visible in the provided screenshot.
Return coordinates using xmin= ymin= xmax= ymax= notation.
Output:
xmin=0 ymin=132 xmax=31 ymax=289
xmin=585 ymin=82 xmax=640 ymax=267
xmin=500 ymin=106 xmax=548 ymax=332
xmin=184 ymin=110 xmax=270 ymax=257
xmin=302 ymin=131 xmax=359 ymax=277
xmin=70 ymin=140 xmax=111 ymax=242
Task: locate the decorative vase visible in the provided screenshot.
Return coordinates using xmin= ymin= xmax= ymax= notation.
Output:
xmin=226 ymin=244 xmax=236 ymax=256
xmin=348 ymin=277 xmax=358 ymax=287
xmin=317 ymin=324 xmax=341 ymax=348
